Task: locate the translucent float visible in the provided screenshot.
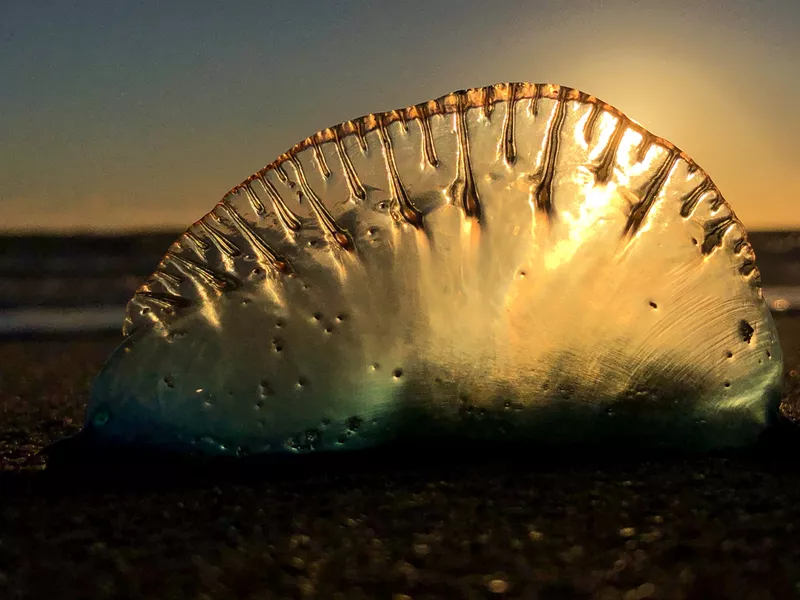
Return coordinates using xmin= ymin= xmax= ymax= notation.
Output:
xmin=80 ymin=83 xmax=784 ymax=456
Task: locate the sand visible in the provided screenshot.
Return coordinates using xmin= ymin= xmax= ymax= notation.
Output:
xmin=1 ymin=315 xmax=799 ymax=599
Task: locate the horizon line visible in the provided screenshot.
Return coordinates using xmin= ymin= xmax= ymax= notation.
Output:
xmin=1 ymin=227 xmax=799 ymax=238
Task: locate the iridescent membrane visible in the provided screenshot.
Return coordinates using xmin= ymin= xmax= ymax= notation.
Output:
xmin=79 ymin=83 xmax=783 ymax=456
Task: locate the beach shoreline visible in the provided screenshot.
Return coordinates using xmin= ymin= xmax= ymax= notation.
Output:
xmin=0 ymin=316 xmax=798 ymax=598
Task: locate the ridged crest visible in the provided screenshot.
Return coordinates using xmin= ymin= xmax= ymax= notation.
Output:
xmin=84 ymin=82 xmax=783 ymax=456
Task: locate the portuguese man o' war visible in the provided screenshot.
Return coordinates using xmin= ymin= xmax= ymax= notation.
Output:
xmin=76 ymin=82 xmax=785 ymax=458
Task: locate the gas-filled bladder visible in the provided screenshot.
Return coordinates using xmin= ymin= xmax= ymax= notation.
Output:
xmin=76 ymin=83 xmax=784 ymax=457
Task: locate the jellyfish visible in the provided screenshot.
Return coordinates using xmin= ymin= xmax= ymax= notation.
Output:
xmin=70 ymin=83 xmax=785 ymax=457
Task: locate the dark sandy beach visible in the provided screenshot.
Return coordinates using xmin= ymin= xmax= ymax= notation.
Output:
xmin=1 ymin=316 xmax=799 ymax=599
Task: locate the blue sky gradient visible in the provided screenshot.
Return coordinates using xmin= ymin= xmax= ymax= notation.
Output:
xmin=2 ymin=0 xmax=798 ymax=231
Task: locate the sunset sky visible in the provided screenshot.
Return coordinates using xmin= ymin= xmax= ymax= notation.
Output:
xmin=2 ymin=0 xmax=798 ymax=232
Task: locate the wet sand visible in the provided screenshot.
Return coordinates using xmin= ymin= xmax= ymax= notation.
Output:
xmin=1 ymin=316 xmax=799 ymax=599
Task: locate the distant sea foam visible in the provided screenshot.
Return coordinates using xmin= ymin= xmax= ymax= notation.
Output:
xmin=0 ymin=306 xmax=123 ymax=335
xmin=764 ymin=286 xmax=800 ymax=315
xmin=0 ymin=231 xmax=797 ymax=336
xmin=0 ymin=287 xmax=797 ymax=336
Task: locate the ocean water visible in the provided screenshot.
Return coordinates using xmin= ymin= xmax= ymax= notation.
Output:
xmin=0 ymin=231 xmax=797 ymax=335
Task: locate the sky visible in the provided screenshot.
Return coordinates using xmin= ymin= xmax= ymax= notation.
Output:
xmin=1 ymin=0 xmax=798 ymax=232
